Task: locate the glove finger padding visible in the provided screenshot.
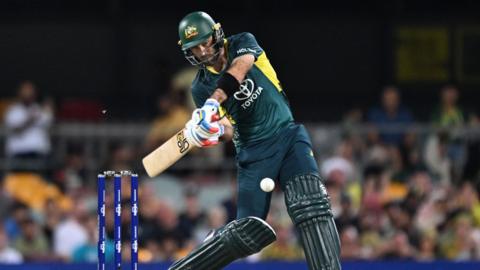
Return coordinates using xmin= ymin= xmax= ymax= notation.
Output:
xmin=192 ymin=109 xmax=221 ymax=137
xmin=194 ymin=98 xmax=220 ymax=124
xmin=185 ymin=120 xmax=224 ymax=148
xmin=186 ymin=99 xmax=223 ymax=148
xmin=202 ymin=137 xmax=220 ymax=147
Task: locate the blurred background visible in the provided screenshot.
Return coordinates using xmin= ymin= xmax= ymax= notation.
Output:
xmin=0 ymin=0 xmax=479 ymax=269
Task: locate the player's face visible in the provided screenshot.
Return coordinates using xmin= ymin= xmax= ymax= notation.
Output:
xmin=190 ymin=36 xmax=218 ymax=65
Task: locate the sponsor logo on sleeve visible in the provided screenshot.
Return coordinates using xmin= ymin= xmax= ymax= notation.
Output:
xmin=237 ymin=48 xmax=257 ymax=55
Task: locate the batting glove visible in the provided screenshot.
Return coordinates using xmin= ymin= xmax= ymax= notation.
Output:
xmin=185 ymin=99 xmax=224 ymax=147
xmin=185 ymin=119 xmax=224 ymax=148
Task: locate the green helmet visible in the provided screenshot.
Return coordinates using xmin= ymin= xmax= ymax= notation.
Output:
xmin=178 ymin=11 xmax=224 ymax=66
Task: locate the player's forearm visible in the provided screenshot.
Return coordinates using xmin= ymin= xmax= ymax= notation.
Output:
xmin=210 ymin=54 xmax=255 ymax=103
xmin=211 ymin=88 xmax=228 ymax=103
xmin=227 ymin=54 xmax=255 ymax=82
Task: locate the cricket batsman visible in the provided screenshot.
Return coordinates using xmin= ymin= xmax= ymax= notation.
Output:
xmin=169 ymin=11 xmax=341 ymax=270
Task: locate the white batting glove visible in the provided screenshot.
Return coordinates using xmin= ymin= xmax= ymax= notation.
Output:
xmin=185 ymin=98 xmax=224 ymax=147
xmin=185 ymin=119 xmax=224 ymax=147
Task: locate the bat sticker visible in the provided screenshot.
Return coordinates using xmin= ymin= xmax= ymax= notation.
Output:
xmin=176 ymin=131 xmax=190 ymax=153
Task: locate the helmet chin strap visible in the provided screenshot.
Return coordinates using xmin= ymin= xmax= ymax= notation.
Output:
xmin=185 ymin=43 xmax=223 ymax=68
xmin=202 ymin=49 xmax=222 ymax=66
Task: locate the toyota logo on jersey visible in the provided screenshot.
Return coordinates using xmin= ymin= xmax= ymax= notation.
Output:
xmin=234 ymin=78 xmax=264 ymax=109
xmin=234 ymin=79 xmax=255 ymax=100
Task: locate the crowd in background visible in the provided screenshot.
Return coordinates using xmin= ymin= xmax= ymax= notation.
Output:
xmin=0 ymin=78 xmax=479 ymax=264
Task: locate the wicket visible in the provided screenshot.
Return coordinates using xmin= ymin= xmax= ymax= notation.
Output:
xmin=98 ymin=170 xmax=139 ymax=270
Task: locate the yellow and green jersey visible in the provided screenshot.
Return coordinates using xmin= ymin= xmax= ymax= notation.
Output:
xmin=191 ymin=32 xmax=294 ymax=150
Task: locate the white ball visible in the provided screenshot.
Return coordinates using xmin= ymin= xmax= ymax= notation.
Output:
xmin=260 ymin=177 xmax=275 ymax=192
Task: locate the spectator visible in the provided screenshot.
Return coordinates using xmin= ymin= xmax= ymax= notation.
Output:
xmin=71 ymin=213 xmax=97 ymax=262
xmin=178 ymin=184 xmax=206 ymax=240
xmin=193 ymin=206 xmax=226 ymax=245
xmin=335 ymin=193 xmax=359 ymax=232
xmin=367 ymin=86 xmax=413 ymax=146
xmin=378 ymin=230 xmax=416 ymax=259
xmin=361 ymin=166 xmax=387 ymax=212
xmin=432 ymin=85 xmax=465 ymax=127
xmin=400 ymin=132 xmax=424 ymax=174
xmin=424 ymin=131 xmax=452 ymax=185
xmin=53 ymin=198 xmax=88 ymax=260
xmin=260 ymin=218 xmax=303 ymax=260
xmin=221 ymin=179 xmax=237 ymax=223
xmin=415 ymin=229 xmax=437 ymax=261
xmin=455 ymin=182 xmax=480 ymax=221
xmin=3 ymin=202 xmax=30 ymax=241
xmin=138 ymin=182 xmax=162 ymax=258
xmin=414 ymin=188 xmax=448 ymax=232
xmin=439 ymin=213 xmax=477 ymax=260
xmin=154 ymin=202 xmax=187 ymax=260
xmin=72 ymin=214 xmax=114 ymax=263
xmin=4 ymin=81 xmax=54 ymax=172
xmin=53 ymin=145 xmax=87 ymax=193
xmin=0 ymin=225 xmax=23 ymax=264
xmin=159 ymin=236 xmax=180 ymax=262
xmin=0 ymin=184 xmax=13 ymax=221
xmin=342 ymin=108 xmax=363 ymax=132
xmin=339 ymin=226 xmax=362 ymax=260
xmin=144 ymin=92 xmax=191 ymax=152
xmin=106 ymin=143 xmax=136 ymax=173
xmin=321 ymin=140 xmax=357 ymax=186
xmin=431 ymin=85 xmax=468 ymax=183
xmin=388 ymin=145 xmax=408 ymax=183
xmin=13 ymin=217 xmax=50 ymax=261
xmin=384 ymin=201 xmax=413 ymax=236
xmin=42 ymin=199 xmax=63 ymax=249
xmin=357 ymin=210 xmax=385 ymax=259
xmin=322 ymin=141 xmax=358 ymax=218
xmin=169 ymin=66 xmax=198 ymax=111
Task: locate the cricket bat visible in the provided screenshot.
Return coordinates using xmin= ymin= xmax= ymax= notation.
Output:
xmin=142 ymin=129 xmax=194 ymax=177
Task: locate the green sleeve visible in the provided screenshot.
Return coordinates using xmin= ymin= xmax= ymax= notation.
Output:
xmin=229 ymin=32 xmax=263 ymax=60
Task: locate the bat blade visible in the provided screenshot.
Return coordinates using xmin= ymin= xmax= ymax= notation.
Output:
xmin=142 ymin=129 xmax=194 ymax=177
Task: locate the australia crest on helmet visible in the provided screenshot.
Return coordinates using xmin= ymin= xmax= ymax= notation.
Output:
xmin=185 ymin=25 xmax=198 ymax=39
